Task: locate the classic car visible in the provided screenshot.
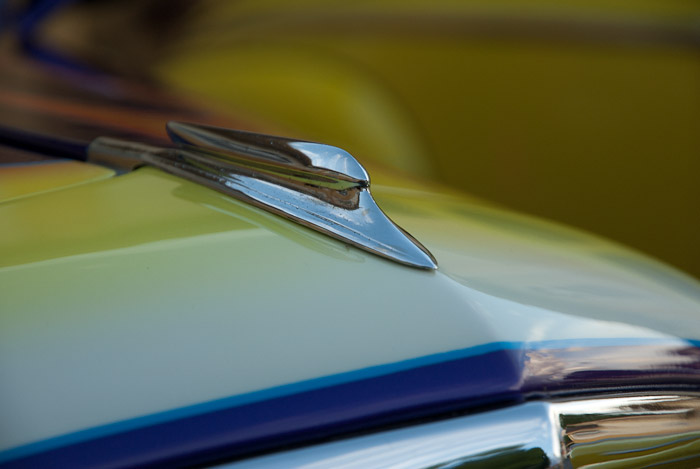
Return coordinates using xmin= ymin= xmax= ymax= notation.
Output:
xmin=1 ymin=1 xmax=700 ymax=468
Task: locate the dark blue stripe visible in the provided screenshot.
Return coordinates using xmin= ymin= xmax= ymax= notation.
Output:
xmin=2 ymin=338 xmax=699 ymax=468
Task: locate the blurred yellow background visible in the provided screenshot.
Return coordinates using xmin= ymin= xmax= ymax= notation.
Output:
xmin=42 ymin=0 xmax=700 ymax=278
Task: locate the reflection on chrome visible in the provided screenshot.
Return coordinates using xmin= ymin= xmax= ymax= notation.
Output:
xmin=219 ymin=394 xmax=700 ymax=468
xmin=87 ymin=122 xmax=437 ymax=269
xmin=555 ymin=395 xmax=700 ymax=468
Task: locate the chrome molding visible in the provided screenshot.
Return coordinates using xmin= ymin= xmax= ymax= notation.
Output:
xmin=218 ymin=394 xmax=700 ymax=468
xmin=554 ymin=394 xmax=700 ymax=468
xmin=87 ymin=122 xmax=437 ymax=269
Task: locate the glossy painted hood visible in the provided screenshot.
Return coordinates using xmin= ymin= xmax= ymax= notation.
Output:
xmin=1 ymin=161 xmax=700 ymax=467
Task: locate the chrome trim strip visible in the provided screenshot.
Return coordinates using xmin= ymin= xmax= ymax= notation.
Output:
xmin=217 ymin=394 xmax=700 ymax=468
xmin=554 ymin=394 xmax=700 ymax=468
xmin=87 ymin=122 xmax=437 ymax=270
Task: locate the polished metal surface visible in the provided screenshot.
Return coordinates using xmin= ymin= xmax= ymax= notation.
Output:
xmin=554 ymin=394 xmax=700 ymax=468
xmin=217 ymin=394 xmax=700 ymax=468
xmin=87 ymin=122 xmax=437 ymax=269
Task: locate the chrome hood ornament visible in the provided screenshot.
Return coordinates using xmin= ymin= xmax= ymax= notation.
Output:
xmin=88 ymin=122 xmax=437 ymax=270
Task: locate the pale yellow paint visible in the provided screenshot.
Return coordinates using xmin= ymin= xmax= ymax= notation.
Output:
xmin=0 ymin=161 xmax=114 ymax=204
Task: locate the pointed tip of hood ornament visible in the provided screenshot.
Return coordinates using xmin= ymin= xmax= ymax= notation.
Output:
xmin=88 ymin=121 xmax=438 ymax=270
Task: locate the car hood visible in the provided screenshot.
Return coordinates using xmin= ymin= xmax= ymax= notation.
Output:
xmin=2 ymin=161 xmax=700 ymax=466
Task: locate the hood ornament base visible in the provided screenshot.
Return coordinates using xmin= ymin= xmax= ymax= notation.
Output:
xmin=88 ymin=122 xmax=437 ymax=270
